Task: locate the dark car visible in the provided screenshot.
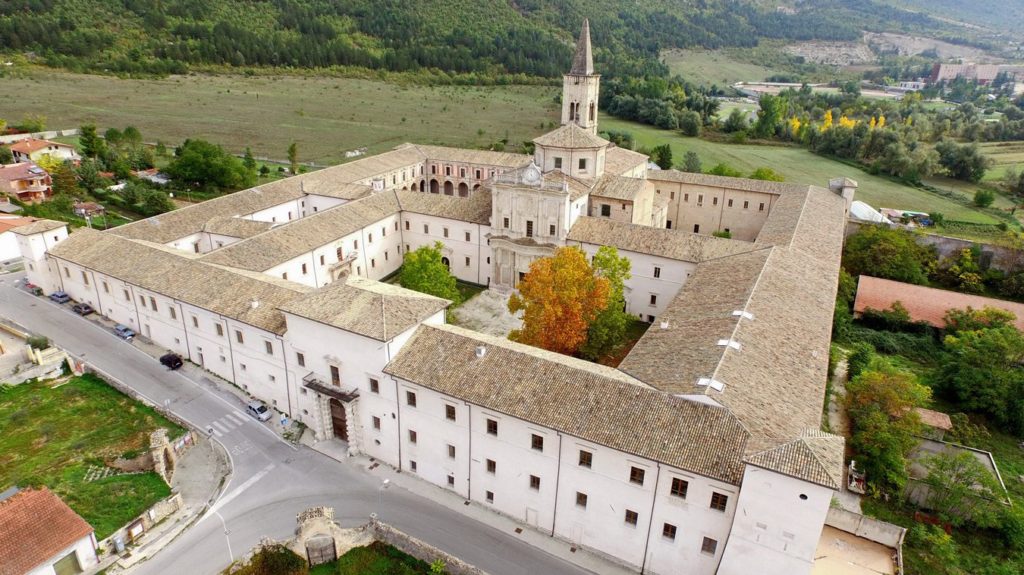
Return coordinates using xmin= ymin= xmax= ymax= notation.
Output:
xmin=49 ymin=291 xmax=71 ymax=304
xmin=71 ymin=303 xmax=94 ymax=316
xmin=160 ymin=353 xmax=184 ymax=370
xmin=25 ymin=282 xmax=43 ymax=296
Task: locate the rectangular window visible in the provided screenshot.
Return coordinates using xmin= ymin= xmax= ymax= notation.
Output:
xmin=235 ymin=330 xmax=244 ymax=344
xmin=684 ymin=193 xmax=689 ymax=202
xmin=728 ymin=198 xmax=734 ymax=207
xmin=549 ymin=224 xmax=555 ymax=236
xmin=216 ymin=324 xmax=224 ymax=337
xmin=320 ymin=255 xmax=325 ymax=265
xmin=576 ymin=492 xmax=588 ymax=508
xmin=531 ymin=434 xmax=544 ymax=451
xmin=372 ymin=416 xmax=381 ymax=430
xmin=525 ymin=221 xmax=534 ymax=238
xmin=710 ymin=492 xmax=729 ymax=511
xmin=150 ymin=297 xmax=157 ymax=311
xmin=447 ymin=474 xmax=455 ymax=487
xmin=529 ymin=475 xmax=540 ymax=490
xmin=64 ymin=267 xmax=70 ymax=278
xmin=554 ymin=157 xmax=562 ymax=169
xmin=102 ymin=281 xmax=109 ymax=294
xmin=81 ymin=271 xmax=89 ymax=285
xmin=600 ymin=204 xmax=611 ymax=217
xmin=670 ymin=191 xmax=675 ymax=200
xmin=693 ymin=224 xmax=700 ymax=233
xmin=408 ymin=430 xmax=417 ymax=444
xmin=296 ymin=352 xmax=305 ymax=367
xmin=302 ymin=263 xmax=307 ymax=274
xmin=663 ymin=523 xmax=677 ymax=541
xmin=486 ymin=418 xmax=498 ymax=435
xmin=650 ymin=294 xmax=657 ymax=306
xmin=169 ymin=307 xmax=177 ymax=320
xmin=264 ymin=341 xmax=273 ymax=355
xmin=503 ymin=217 xmax=509 ymax=228
xmin=282 ymin=272 xmax=288 ymax=280
xmin=713 ymin=196 xmax=718 ymax=206
xmin=701 ymin=537 xmax=718 ymax=555
xmin=759 ymin=202 xmax=765 ymax=212
xmin=336 ymin=247 xmax=344 ymax=260
xmin=405 ymin=220 xmax=410 ymax=230
xmin=124 ymin=289 xmax=130 ymax=301
xmin=670 ymin=477 xmax=689 ymax=499
xmin=423 ymin=224 xmax=429 ymax=234
xmin=192 ymin=316 xmax=199 ymax=328
xmin=743 ymin=200 xmax=749 ymax=209
xmin=578 ymin=158 xmax=587 ymax=170
xmin=486 ymin=459 xmax=496 ymax=474
xmin=624 ymin=509 xmax=639 ymax=526
xmin=410 ymin=460 xmax=417 ymax=472
xmin=443 ymin=227 xmax=449 ymax=238
xmin=354 ymin=240 xmax=359 ymax=250
xmin=697 ymin=194 xmax=704 ymax=206
xmin=653 ymin=266 xmax=661 ymax=279
xmin=579 ymin=450 xmax=592 ymax=468
xmin=330 ymin=365 xmax=340 ymax=386
xmin=486 ymin=491 xmax=494 ymax=503
xmin=445 ymin=404 xmax=456 ymax=421
xmin=369 ymin=378 xmax=380 ymax=393
xmin=630 ymin=466 xmax=646 ymax=485
xmin=406 ymin=391 xmax=417 ymax=407
xmin=465 ymin=256 xmax=470 ymax=267
xmin=666 ymin=220 xmax=672 ymax=229
xmin=464 ymin=231 xmax=471 ymax=241
xmin=448 ymin=444 xmax=456 ymax=458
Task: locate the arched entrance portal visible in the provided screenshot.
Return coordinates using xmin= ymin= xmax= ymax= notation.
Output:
xmin=430 ymin=179 xmax=439 ymax=194
xmin=329 ymin=398 xmax=348 ymax=441
xmin=441 ymin=257 xmax=451 ymax=270
xmin=443 ymin=181 xmax=454 ymax=195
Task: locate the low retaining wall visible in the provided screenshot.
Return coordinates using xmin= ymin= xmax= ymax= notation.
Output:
xmin=826 ymin=507 xmax=905 ymax=574
xmin=370 ymin=518 xmax=487 ymax=575
xmin=98 ymin=492 xmax=182 ymax=554
xmin=846 ymin=220 xmax=1024 ymax=273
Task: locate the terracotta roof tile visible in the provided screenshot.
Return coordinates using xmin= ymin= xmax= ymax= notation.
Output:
xmin=566 ymin=216 xmax=759 ymax=262
xmin=603 ymin=147 xmax=648 ymax=176
xmin=0 ymin=487 xmax=93 ymax=575
xmin=533 ymin=124 xmax=609 ymax=149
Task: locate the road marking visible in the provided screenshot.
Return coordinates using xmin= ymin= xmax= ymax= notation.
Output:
xmin=227 ymin=412 xmax=248 ymax=425
xmin=210 ymin=420 xmax=231 ymax=434
xmin=209 ymin=427 xmax=223 ymax=437
xmin=203 ymin=463 xmax=276 ymax=519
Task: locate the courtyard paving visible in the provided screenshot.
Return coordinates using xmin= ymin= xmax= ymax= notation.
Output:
xmin=449 ymin=289 xmax=522 ymax=337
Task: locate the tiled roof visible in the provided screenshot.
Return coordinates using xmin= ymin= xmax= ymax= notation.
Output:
xmin=619 ymin=185 xmax=847 ymax=454
xmin=8 ymin=219 xmax=65 ymax=236
xmin=385 ymin=324 xmax=750 ymax=484
xmin=569 ymin=18 xmax=594 ymax=76
xmin=396 ymin=188 xmax=492 ymax=225
xmin=603 ymin=147 xmax=648 ymax=176
xmin=589 ymin=174 xmax=645 ymax=201
xmin=533 ymin=124 xmax=609 ymax=149
xmin=300 ymin=182 xmax=374 ymax=201
xmin=745 ymin=429 xmax=845 ymax=489
xmin=279 ymin=276 xmax=450 ymax=341
xmin=566 ymin=217 xmax=758 ymax=263
xmin=201 ymin=216 xmax=274 ymax=239
xmin=0 ymin=162 xmax=49 ymax=183
xmin=200 ymin=191 xmax=401 ymax=272
xmin=647 ymin=169 xmax=806 ymax=196
xmin=413 ymin=144 xmax=531 ymax=168
xmin=0 ymin=487 xmax=93 ymax=575
xmin=854 ymin=275 xmax=1024 ymax=331
xmin=0 ymin=217 xmax=57 ymax=235
xmin=8 ymin=139 xmax=75 ymax=155
xmin=914 ymin=408 xmax=953 ymax=431
xmin=49 ymin=228 xmax=310 ymax=334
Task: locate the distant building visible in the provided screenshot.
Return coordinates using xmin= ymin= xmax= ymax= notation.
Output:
xmin=8 ymin=139 xmax=81 ymax=166
xmin=853 ymin=275 xmax=1024 ymax=330
xmin=72 ymin=202 xmax=105 ymax=218
xmin=0 ymin=216 xmax=58 ymax=261
xmin=0 ymin=486 xmax=98 ymax=575
xmin=0 ymin=162 xmax=51 ymax=204
xmin=930 ymin=63 xmax=1024 ymax=85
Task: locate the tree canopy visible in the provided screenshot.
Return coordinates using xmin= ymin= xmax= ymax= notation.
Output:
xmin=580 ymin=246 xmax=632 ymax=361
xmin=842 ymin=225 xmax=937 ymax=285
xmin=399 ymin=242 xmax=461 ymax=304
xmin=165 ymin=139 xmax=255 ymax=191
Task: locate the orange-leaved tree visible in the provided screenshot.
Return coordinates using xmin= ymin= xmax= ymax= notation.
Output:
xmin=508 ymin=247 xmax=610 ymax=355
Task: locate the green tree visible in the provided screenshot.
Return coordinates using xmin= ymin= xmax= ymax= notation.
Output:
xmin=141 ymin=189 xmax=174 ymax=216
xmin=935 ymin=248 xmax=985 ymax=293
xmin=973 ymin=188 xmax=995 ymax=207
xmin=50 ymin=163 xmax=81 ymax=197
xmin=748 ymin=167 xmax=785 ymax=181
xmin=165 ymin=139 xmax=255 ymax=191
xmin=678 ymin=110 xmax=701 ymax=137
xmin=753 ymin=94 xmax=784 ymax=139
xmin=723 ymin=108 xmax=748 ymax=133
xmin=0 ymin=146 xmax=12 ymax=164
xmin=76 ymin=159 xmax=107 ymax=192
xmin=104 ymin=127 xmax=123 ymax=149
xmin=399 ymin=242 xmax=461 ymax=303
xmin=682 ymin=151 xmax=701 ymax=173
xmin=15 ymin=114 xmax=45 ymax=133
xmin=243 ymin=147 xmax=257 ymax=172
xmin=842 ymin=225 xmax=936 ymax=285
xmin=846 ymin=362 xmax=930 ymax=493
xmin=78 ymin=124 xmax=105 ymax=159
xmin=287 ymin=142 xmax=299 ymax=175
xmin=580 ymin=246 xmax=632 ymax=360
xmin=919 ymin=450 xmax=1004 ymax=528
xmin=706 ymin=163 xmax=742 ymax=177
xmin=650 ymin=144 xmax=673 ymax=170
xmin=846 ymin=342 xmax=875 ymax=380
xmin=155 ymin=141 xmax=168 ymax=158
xmin=122 ymin=126 xmax=142 ymax=145
xmin=935 ymin=140 xmax=990 ymax=183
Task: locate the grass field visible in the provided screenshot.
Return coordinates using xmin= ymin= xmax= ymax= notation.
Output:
xmin=662 ymin=49 xmax=778 ymax=88
xmin=311 ymin=541 xmax=436 ymax=574
xmin=0 ymin=70 xmax=560 ymax=165
xmin=600 ymin=117 xmax=1003 ymax=225
xmin=0 ymin=374 xmax=184 ymax=538
xmin=980 ymin=141 xmax=1024 ymax=182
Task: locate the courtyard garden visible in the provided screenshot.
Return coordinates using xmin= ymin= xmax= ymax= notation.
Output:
xmin=0 ymin=374 xmax=183 ymax=538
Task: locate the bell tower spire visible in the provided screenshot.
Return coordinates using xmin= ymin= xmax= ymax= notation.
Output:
xmin=562 ymin=19 xmax=600 ymax=134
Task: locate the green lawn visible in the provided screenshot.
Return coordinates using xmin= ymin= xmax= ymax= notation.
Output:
xmin=601 ymin=117 xmax=1002 ymax=225
xmin=311 ymin=541 xmax=438 ymax=575
xmin=662 ymin=48 xmax=779 ymax=87
xmin=980 ymin=141 xmax=1024 ymax=182
xmin=0 ymin=374 xmax=184 ymax=539
xmin=0 ymin=69 xmax=559 ymax=165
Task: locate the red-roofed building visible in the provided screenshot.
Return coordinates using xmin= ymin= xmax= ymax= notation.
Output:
xmin=0 ymin=163 xmax=51 ymax=204
xmin=854 ymin=275 xmax=1024 ymax=331
xmin=8 ymin=139 xmax=80 ymax=166
xmin=0 ymin=487 xmax=97 ymax=575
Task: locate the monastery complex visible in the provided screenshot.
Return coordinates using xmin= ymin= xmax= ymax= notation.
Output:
xmin=14 ymin=21 xmax=858 ymax=575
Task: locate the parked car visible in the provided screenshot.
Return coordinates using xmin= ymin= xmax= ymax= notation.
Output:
xmin=113 ymin=324 xmax=135 ymax=340
xmin=71 ymin=303 xmax=94 ymax=316
xmin=246 ymin=400 xmax=272 ymax=422
xmin=49 ymin=291 xmax=70 ymax=304
xmin=24 ymin=282 xmax=43 ymax=296
xmin=160 ymin=352 xmax=183 ymax=370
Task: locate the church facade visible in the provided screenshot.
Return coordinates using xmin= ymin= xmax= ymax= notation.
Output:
xmin=15 ymin=21 xmax=857 ymax=575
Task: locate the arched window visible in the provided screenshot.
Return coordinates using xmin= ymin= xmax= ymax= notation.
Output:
xmin=411 ymin=182 xmax=418 ymax=191
xmin=430 ymin=179 xmax=439 ymax=194
xmin=589 ymin=103 xmax=595 ymax=122
xmin=458 ymin=182 xmax=469 ymax=197
xmin=444 ymin=181 xmax=454 ymax=195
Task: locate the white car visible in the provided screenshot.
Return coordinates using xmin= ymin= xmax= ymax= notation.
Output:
xmin=246 ymin=401 xmax=272 ymax=422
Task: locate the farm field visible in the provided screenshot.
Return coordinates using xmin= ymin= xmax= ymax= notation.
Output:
xmin=980 ymin=141 xmax=1024 ymax=181
xmin=600 ymin=117 xmax=1002 ymax=225
xmin=0 ymin=374 xmax=184 ymax=538
xmin=662 ymin=48 xmax=778 ymax=88
xmin=0 ymin=70 xmax=560 ymax=165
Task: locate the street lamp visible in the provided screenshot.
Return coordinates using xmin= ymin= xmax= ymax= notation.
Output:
xmin=377 ymin=478 xmax=390 ymax=520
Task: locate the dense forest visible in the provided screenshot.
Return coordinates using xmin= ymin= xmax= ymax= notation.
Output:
xmin=0 ymin=0 xmax=963 ymax=79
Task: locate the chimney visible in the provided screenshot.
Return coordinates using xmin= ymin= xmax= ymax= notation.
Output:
xmin=660 ymin=320 xmax=670 ymax=330
xmin=250 ymin=300 xmax=260 ymax=309
xmin=475 ymin=345 xmax=487 ymax=359
xmin=829 ymin=177 xmax=857 ymax=215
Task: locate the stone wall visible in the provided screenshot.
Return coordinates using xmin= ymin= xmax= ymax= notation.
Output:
xmin=370 ymin=518 xmax=488 ymax=575
xmin=825 ymin=507 xmax=905 ymax=548
xmin=846 ymin=220 xmax=1024 ymax=274
xmin=99 ymin=493 xmax=183 ymax=551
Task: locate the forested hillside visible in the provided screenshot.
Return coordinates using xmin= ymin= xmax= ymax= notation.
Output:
xmin=0 ymin=0 xmax=961 ymax=79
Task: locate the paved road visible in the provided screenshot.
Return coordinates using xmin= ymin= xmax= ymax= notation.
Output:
xmin=0 ymin=273 xmax=593 ymax=575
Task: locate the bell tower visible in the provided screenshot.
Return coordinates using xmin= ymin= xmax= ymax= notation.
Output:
xmin=561 ymin=19 xmax=600 ymax=134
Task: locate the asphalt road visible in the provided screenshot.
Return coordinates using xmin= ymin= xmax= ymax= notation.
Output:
xmin=0 ymin=272 xmax=593 ymax=575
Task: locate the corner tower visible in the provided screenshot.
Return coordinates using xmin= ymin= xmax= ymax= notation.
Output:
xmin=562 ymin=19 xmax=600 ymax=134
